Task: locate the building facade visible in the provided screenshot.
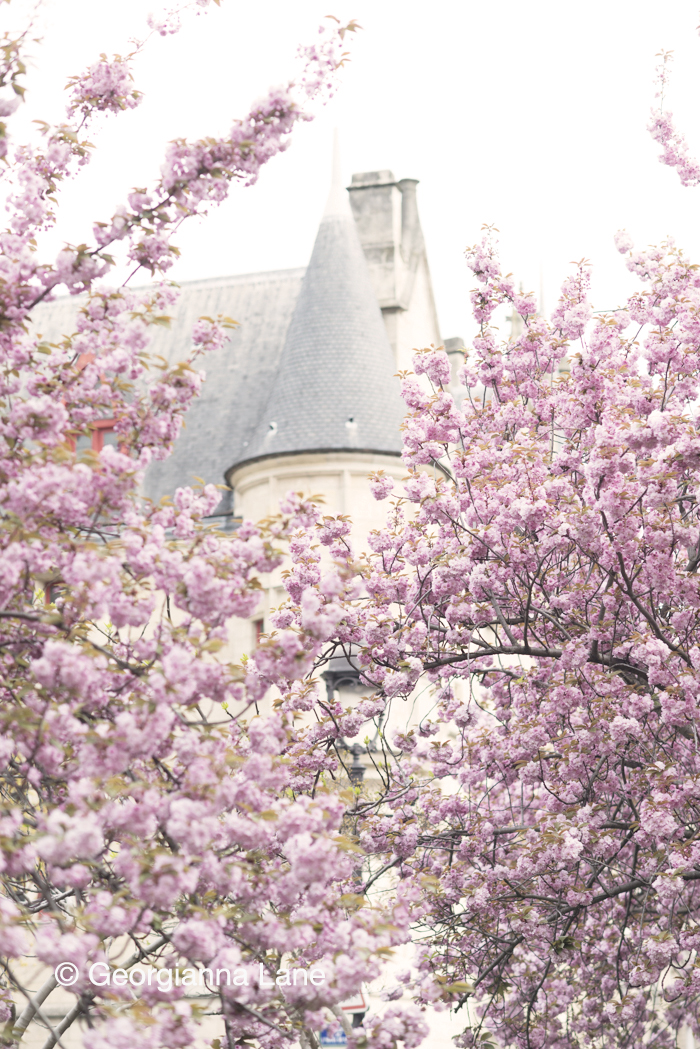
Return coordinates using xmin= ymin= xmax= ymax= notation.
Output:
xmin=34 ymin=159 xmax=448 ymax=655
xmin=139 ymin=159 xmax=445 ymax=653
xmin=144 ymin=162 xmax=442 ymax=512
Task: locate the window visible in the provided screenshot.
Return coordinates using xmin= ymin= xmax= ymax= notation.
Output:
xmin=70 ymin=352 xmax=121 ymax=451
xmin=74 ymin=419 xmax=119 ymax=454
xmin=44 ymin=581 xmax=67 ymax=607
xmin=253 ymin=619 xmax=264 ymax=647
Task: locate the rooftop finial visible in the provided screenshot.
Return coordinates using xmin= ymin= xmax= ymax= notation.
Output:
xmin=323 ymin=128 xmax=351 ymax=218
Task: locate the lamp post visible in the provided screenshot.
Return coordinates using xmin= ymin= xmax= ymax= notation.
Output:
xmin=321 ymin=653 xmax=370 ymax=786
xmin=347 ymin=743 xmax=365 ymax=786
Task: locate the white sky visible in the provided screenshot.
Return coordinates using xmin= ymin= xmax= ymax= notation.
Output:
xmin=5 ymin=0 xmax=700 ymax=341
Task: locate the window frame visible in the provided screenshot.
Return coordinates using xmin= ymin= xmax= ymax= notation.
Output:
xmin=70 ymin=418 xmax=121 ymax=454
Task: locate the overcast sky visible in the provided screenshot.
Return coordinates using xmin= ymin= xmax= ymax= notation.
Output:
xmin=6 ymin=0 xmax=700 ymax=341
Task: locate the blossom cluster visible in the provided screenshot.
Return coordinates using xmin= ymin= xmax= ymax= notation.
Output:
xmin=649 ymin=50 xmax=700 ymax=187
xmin=67 ymin=55 xmax=143 ymax=117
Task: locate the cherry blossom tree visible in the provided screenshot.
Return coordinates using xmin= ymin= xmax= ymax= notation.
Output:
xmin=284 ymin=239 xmax=700 ymax=1049
xmin=0 ymin=6 xmax=427 ymax=1049
xmin=268 ymin=38 xmax=700 ymax=1049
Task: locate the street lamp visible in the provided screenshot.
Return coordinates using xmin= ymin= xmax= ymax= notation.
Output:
xmin=321 ymin=653 xmax=371 ymax=786
xmin=347 ymin=743 xmax=365 ymax=786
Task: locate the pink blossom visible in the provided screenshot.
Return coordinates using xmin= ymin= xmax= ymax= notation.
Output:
xmin=413 ymin=348 xmax=451 ymax=387
xmin=171 ymin=918 xmax=224 ymax=962
xmin=68 ymin=56 xmax=143 ymax=116
xmin=614 ymin=229 xmax=634 ymax=253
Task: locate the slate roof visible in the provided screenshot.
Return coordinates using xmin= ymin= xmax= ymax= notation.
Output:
xmin=31 ymin=269 xmax=305 ymax=504
xmin=228 ymin=182 xmax=405 ymax=476
xmin=142 ymin=269 xmax=304 ymax=502
xmin=31 ymin=178 xmax=406 ymax=504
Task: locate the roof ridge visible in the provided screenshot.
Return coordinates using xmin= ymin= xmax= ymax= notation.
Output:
xmin=169 ymin=267 xmax=307 ymax=290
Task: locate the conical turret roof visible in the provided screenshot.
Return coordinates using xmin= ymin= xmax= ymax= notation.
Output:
xmin=227 ymin=141 xmax=405 ymax=474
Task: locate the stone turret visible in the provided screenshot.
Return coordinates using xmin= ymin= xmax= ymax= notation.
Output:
xmin=225 ymin=146 xmax=412 ymax=634
xmin=226 ymin=144 xmax=404 ymax=476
